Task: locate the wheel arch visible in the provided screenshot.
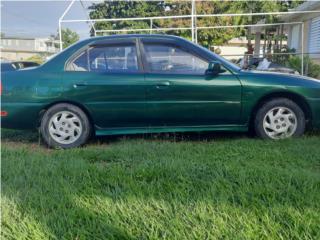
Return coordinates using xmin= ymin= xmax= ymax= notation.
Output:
xmin=38 ymin=100 xmax=94 ymax=128
xmin=249 ymin=91 xmax=313 ymax=131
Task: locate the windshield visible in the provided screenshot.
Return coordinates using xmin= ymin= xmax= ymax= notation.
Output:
xmin=196 ymin=44 xmax=242 ymax=71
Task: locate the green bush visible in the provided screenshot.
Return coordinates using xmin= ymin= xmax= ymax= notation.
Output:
xmin=25 ymin=55 xmax=45 ymax=65
xmin=287 ymin=56 xmax=320 ymax=79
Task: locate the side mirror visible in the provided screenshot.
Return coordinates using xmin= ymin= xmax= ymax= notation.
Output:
xmin=205 ymin=61 xmax=221 ymax=77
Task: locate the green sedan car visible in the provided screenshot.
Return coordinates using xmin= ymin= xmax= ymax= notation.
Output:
xmin=1 ymin=34 xmax=320 ymax=148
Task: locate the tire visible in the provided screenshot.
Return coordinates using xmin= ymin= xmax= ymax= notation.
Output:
xmin=40 ymin=103 xmax=91 ymax=148
xmin=254 ymin=98 xmax=306 ymax=140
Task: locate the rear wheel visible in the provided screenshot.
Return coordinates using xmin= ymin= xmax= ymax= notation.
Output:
xmin=254 ymin=98 xmax=306 ymax=139
xmin=40 ymin=103 xmax=91 ymax=148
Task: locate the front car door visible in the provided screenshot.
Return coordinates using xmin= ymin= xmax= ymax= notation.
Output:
xmin=62 ymin=38 xmax=147 ymax=129
xmin=140 ymin=37 xmax=242 ymax=127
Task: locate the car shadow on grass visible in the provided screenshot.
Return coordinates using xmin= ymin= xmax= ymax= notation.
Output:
xmin=1 ymin=128 xmax=251 ymax=146
xmin=94 ymin=131 xmax=250 ymax=145
xmin=1 ymin=128 xmax=40 ymax=143
xmin=1 ymin=128 xmax=320 ymax=147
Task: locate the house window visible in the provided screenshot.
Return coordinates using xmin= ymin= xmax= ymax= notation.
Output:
xmin=290 ymin=25 xmax=300 ymax=52
xmin=308 ymin=16 xmax=320 ymax=55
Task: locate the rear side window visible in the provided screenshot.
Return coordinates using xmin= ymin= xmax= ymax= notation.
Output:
xmin=68 ymin=44 xmax=139 ymax=72
xmin=71 ymin=51 xmax=89 ymax=71
xmin=143 ymin=43 xmax=208 ymax=74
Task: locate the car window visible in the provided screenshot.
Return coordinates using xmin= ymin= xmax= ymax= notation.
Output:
xmin=70 ymin=51 xmax=89 ymax=71
xmin=68 ymin=44 xmax=139 ymax=72
xmin=143 ymin=43 xmax=208 ymax=74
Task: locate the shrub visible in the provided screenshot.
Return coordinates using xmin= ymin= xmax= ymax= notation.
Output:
xmin=287 ymin=56 xmax=320 ymax=79
xmin=25 ymin=55 xmax=45 ymax=64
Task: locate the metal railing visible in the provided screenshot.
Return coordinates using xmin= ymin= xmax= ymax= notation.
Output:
xmin=58 ymin=0 xmax=320 ymax=50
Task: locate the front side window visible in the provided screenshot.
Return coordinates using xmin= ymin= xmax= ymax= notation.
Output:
xmin=68 ymin=43 xmax=139 ymax=72
xmin=143 ymin=43 xmax=208 ymax=74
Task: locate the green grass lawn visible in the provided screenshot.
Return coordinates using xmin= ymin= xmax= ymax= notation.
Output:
xmin=1 ymin=129 xmax=320 ymax=240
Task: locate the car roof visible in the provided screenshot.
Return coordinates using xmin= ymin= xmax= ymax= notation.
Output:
xmin=42 ymin=34 xmax=241 ymax=73
xmin=90 ymin=34 xmax=186 ymax=42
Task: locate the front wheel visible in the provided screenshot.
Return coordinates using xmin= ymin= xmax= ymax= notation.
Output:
xmin=40 ymin=103 xmax=91 ymax=148
xmin=254 ymin=98 xmax=306 ymax=140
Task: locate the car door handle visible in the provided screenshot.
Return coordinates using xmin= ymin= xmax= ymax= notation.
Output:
xmin=155 ymin=82 xmax=170 ymax=89
xmin=73 ymin=83 xmax=88 ymax=88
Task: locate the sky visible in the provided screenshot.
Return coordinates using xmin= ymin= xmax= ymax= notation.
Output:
xmin=1 ymin=0 xmax=101 ymax=39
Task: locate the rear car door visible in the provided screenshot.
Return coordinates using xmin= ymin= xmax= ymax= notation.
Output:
xmin=141 ymin=38 xmax=242 ymax=127
xmin=62 ymin=38 xmax=147 ymax=129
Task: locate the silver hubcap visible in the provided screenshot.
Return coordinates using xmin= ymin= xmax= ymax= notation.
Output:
xmin=263 ymin=107 xmax=298 ymax=139
xmin=48 ymin=111 xmax=82 ymax=144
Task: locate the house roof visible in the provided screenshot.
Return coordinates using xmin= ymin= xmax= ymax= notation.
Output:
xmin=293 ymin=0 xmax=320 ymax=12
xmin=281 ymin=0 xmax=320 ymax=21
xmin=1 ymin=36 xmax=57 ymax=42
xmin=1 ymin=36 xmax=36 ymax=40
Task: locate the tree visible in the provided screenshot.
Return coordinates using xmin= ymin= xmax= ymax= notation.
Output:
xmin=88 ymin=1 xmax=164 ymax=36
xmin=60 ymin=28 xmax=80 ymax=49
xmin=87 ymin=1 xmax=304 ymax=48
xmin=88 ymin=1 xmax=240 ymax=47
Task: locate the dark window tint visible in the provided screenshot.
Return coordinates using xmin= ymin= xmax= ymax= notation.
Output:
xmin=143 ymin=44 xmax=208 ymax=74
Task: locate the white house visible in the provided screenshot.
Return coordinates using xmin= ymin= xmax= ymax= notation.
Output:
xmin=0 ymin=36 xmax=59 ymax=61
xmin=282 ymin=1 xmax=320 ymax=63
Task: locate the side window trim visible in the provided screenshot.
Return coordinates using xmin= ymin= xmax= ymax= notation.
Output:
xmin=65 ymin=39 xmax=142 ymax=73
xmin=140 ymin=38 xmax=235 ymax=76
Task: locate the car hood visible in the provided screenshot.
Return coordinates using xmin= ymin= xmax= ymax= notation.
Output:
xmin=241 ymin=69 xmax=320 ymax=85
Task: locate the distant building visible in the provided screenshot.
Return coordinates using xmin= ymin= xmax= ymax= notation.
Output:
xmin=282 ymin=0 xmax=320 ymax=63
xmin=0 ymin=36 xmax=59 ymax=61
xmin=211 ymin=37 xmax=248 ymax=60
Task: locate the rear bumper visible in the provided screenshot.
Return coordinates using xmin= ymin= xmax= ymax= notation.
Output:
xmin=1 ymin=103 xmax=43 ymax=129
xmin=308 ymin=98 xmax=320 ymax=129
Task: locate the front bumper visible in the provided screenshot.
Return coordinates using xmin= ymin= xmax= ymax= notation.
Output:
xmin=308 ymin=98 xmax=320 ymax=129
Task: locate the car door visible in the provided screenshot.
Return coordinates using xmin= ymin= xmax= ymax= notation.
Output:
xmin=62 ymin=38 xmax=147 ymax=129
xmin=140 ymin=38 xmax=242 ymax=127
